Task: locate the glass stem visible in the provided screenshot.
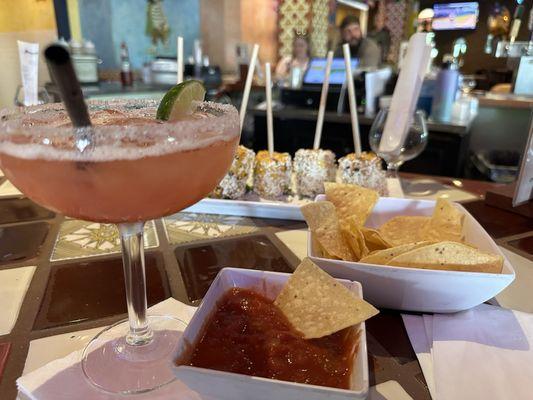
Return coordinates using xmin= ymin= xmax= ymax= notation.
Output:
xmin=118 ymin=222 xmax=153 ymax=346
xmin=386 ymin=163 xmax=400 ymax=179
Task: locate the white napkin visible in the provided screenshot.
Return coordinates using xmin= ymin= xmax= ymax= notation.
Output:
xmin=386 ymin=177 xmax=405 ymax=198
xmin=17 ymin=41 xmax=39 ymax=106
xmin=17 ymin=298 xmax=200 ymax=400
xmin=379 ymin=33 xmax=431 ymax=154
xmin=403 ymin=304 xmax=533 ymax=400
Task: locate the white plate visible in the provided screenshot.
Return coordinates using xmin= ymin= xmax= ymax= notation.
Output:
xmin=308 ymin=196 xmax=515 ymax=313
xmin=184 ymin=197 xmax=306 ymax=220
xmin=173 ymin=268 xmax=369 ymax=400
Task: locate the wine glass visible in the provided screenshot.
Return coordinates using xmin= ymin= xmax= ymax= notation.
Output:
xmin=369 ymin=108 xmax=428 ymax=179
xmin=0 ymin=99 xmax=240 ymax=394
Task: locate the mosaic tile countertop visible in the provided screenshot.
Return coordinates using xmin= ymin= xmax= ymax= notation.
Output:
xmin=0 ymin=175 xmax=531 ymax=400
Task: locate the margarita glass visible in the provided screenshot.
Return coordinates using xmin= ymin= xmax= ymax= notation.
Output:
xmin=0 ymin=99 xmax=240 ymax=394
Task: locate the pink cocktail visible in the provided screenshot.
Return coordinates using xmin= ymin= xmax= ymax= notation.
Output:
xmin=0 ymin=99 xmax=240 ymax=394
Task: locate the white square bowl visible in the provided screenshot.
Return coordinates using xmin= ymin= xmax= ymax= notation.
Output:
xmin=173 ymin=268 xmax=369 ymax=400
xmin=308 ymin=195 xmax=515 ymax=313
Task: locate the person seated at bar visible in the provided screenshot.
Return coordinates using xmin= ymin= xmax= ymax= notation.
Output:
xmin=275 ymin=34 xmax=310 ymax=81
xmin=334 ymin=15 xmax=381 ymax=68
xmin=368 ymin=13 xmax=391 ymax=64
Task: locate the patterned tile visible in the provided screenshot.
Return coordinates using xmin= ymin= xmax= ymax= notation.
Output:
xmin=33 ymin=253 xmax=170 ymax=330
xmin=163 ymin=212 xmax=257 ymax=245
xmin=0 ymin=342 xmax=10 ymax=382
xmin=310 ymin=0 xmax=328 ymax=57
xmin=0 ymin=223 xmax=49 ymax=265
xmin=50 ymin=220 xmax=159 ymax=261
xmin=0 ymin=198 xmax=55 ymax=225
xmin=174 ymin=235 xmax=293 ymax=302
xmin=279 ymin=0 xmax=310 ymax=57
xmin=0 ymin=266 xmax=35 ymax=335
xmin=385 ymin=0 xmax=407 ymax=64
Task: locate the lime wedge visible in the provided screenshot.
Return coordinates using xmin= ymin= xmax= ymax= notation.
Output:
xmin=156 ymin=80 xmax=206 ymax=121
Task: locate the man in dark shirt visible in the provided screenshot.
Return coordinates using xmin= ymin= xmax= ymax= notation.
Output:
xmin=334 ymin=15 xmax=381 ymax=68
xmin=369 ymin=13 xmax=391 ymax=63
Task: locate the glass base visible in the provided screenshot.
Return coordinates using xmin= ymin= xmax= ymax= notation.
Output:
xmin=81 ymin=315 xmax=186 ymax=395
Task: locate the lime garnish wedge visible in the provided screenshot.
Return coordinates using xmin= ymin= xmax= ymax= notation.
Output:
xmin=156 ymin=80 xmax=206 ymax=121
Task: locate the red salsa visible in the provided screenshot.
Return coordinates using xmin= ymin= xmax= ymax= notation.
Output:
xmin=182 ymin=288 xmax=357 ymax=389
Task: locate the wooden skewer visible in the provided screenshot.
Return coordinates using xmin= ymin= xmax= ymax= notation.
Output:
xmin=239 ymin=44 xmax=260 ymax=132
xmin=265 ymin=62 xmax=274 ymax=156
xmin=343 ymin=43 xmax=362 ymax=156
xmin=313 ymin=51 xmax=334 ymax=150
xmin=177 ymin=36 xmax=184 ymax=84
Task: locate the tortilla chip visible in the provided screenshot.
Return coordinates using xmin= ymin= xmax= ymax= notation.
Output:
xmin=301 ymin=201 xmax=354 ymax=261
xmin=388 ymin=241 xmax=503 ymax=274
xmin=340 ymin=216 xmax=369 ymax=260
xmin=274 ymin=258 xmax=379 ymax=338
xmin=341 ymin=226 xmax=369 ymax=261
xmin=359 ymin=241 xmax=433 ymax=265
xmin=324 ymin=182 xmax=379 ymax=225
xmin=422 ymin=198 xmax=464 ymax=242
xmin=360 ymin=226 xmax=391 ymax=252
xmin=378 ymin=216 xmax=430 ymax=246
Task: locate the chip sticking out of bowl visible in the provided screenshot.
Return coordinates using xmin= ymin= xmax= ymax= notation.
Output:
xmin=422 ymin=198 xmax=465 ymax=243
xmin=387 ymin=241 xmax=504 ymax=273
xmin=274 ymin=258 xmax=379 ymax=339
xmin=324 ymin=182 xmax=378 ymax=224
xmin=301 ymin=201 xmax=354 ymax=261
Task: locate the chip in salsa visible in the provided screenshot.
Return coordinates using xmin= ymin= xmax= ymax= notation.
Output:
xmin=183 ymin=287 xmax=358 ymax=389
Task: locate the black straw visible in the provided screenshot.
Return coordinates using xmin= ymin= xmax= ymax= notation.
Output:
xmin=44 ymin=44 xmax=91 ymax=128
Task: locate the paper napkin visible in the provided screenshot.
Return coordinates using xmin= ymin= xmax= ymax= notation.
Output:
xmin=17 ymin=298 xmax=199 ymax=400
xmin=403 ymin=304 xmax=533 ymax=400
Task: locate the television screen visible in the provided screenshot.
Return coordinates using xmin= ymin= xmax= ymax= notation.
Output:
xmin=303 ymin=58 xmax=359 ymax=85
xmin=432 ymin=2 xmax=479 ymax=30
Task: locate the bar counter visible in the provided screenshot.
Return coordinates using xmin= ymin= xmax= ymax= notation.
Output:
xmin=0 ymin=172 xmax=531 ymax=399
xmin=251 ymin=106 xmax=472 ymax=178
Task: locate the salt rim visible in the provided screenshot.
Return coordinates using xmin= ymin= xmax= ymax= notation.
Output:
xmin=0 ymin=100 xmax=239 ymax=161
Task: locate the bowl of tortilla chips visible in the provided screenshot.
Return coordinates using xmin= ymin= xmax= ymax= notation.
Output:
xmin=302 ymin=183 xmax=515 ymax=313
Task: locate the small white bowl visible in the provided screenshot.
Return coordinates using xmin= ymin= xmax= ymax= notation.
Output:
xmin=308 ymin=195 xmax=515 ymax=313
xmin=173 ymin=268 xmax=369 ymax=400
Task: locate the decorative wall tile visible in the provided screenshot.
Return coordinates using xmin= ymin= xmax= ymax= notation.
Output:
xmin=278 ymin=0 xmax=311 ymax=58
xmin=311 ymin=0 xmax=329 ymax=57
xmin=385 ymin=0 xmax=407 ymax=63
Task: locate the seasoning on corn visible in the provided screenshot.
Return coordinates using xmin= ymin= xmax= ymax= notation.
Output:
xmin=294 ymin=149 xmax=336 ymax=198
xmin=212 ymin=145 xmax=255 ymax=199
xmin=253 ymin=150 xmax=292 ymax=199
xmin=337 ymin=152 xmax=387 ymax=196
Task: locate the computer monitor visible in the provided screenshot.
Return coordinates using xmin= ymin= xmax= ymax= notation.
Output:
xmin=303 ymin=57 xmax=359 ymax=85
xmin=432 ymin=2 xmax=479 ymax=30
